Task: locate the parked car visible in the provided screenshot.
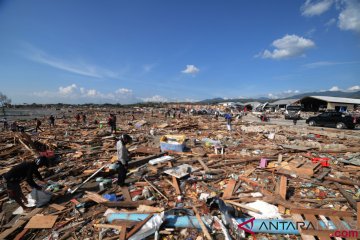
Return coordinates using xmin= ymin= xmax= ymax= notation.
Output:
xmin=284 ymin=105 xmax=302 ymax=120
xmin=306 ymin=112 xmax=357 ymax=129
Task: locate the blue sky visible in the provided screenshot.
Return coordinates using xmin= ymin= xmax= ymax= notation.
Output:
xmin=0 ymin=0 xmax=359 ymax=104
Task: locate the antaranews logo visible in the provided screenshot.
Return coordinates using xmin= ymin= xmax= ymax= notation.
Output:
xmin=238 ymin=217 xmax=359 ymax=239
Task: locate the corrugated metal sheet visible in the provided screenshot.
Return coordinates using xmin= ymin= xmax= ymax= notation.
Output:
xmin=306 ymin=96 xmax=360 ymax=104
xmin=269 ymin=99 xmax=300 ymax=106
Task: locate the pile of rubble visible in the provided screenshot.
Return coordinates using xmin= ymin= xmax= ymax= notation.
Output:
xmin=0 ymin=107 xmax=359 ymax=240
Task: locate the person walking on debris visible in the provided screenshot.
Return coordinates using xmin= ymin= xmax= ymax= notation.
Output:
xmin=35 ymin=118 xmax=43 ymax=132
xmin=2 ymin=117 xmax=9 ymax=131
xmin=116 ymin=134 xmax=132 ymax=187
xmin=75 ymin=113 xmax=81 ymax=124
xmin=293 ymin=118 xmax=298 ymax=125
xmin=49 ymin=115 xmax=55 ymax=127
xmin=108 ymin=113 xmax=117 ymax=134
xmin=3 ymin=156 xmax=50 ymax=210
xmin=224 ymin=113 xmax=232 ymax=131
xmin=82 ymin=113 xmax=87 ymax=125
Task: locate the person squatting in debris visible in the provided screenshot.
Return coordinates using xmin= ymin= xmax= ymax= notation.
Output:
xmin=3 ymin=156 xmax=50 ymax=210
xmin=34 ymin=118 xmax=43 ymax=132
xmin=108 ymin=113 xmax=117 ymax=134
xmin=116 ymin=134 xmax=132 ymax=187
xmin=49 ymin=115 xmax=55 ymax=127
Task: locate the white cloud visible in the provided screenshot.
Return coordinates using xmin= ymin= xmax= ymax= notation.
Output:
xmin=325 ymin=18 xmax=337 ymax=27
xmin=329 ymin=86 xmax=341 ymax=91
xmin=86 ymin=89 xmax=98 ymax=97
xmin=143 ymin=64 xmax=156 ymax=72
xmin=268 ymin=93 xmax=278 ymax=99
xmin=338 ymin=0 xmax=360 ymax=33
xmin=348 ymin=85 xmax=360 ymax=91
xmin=24 ymin=44 xmax=119 ymax=78
xmin=141 ymin=95 xmax=168 ymax=102
xmin=33 ymin=84 xmax=138 ymax=104
xmin=258 ymin=34 xmax=315 ymax=59
xmin=182 ymin=65 xmax=199 ymax=74
xmin=301 ymin=0 xmax=334 ymax=16
xmin=303 ymin=61 xmax=360 ymax=68
xmin=59 ymin=84 xmax=77 ymax=95
xmin=115 ymin=88 xmax=133 ymax=95
xmin=267 ymin=90 xmax=301 ymax=99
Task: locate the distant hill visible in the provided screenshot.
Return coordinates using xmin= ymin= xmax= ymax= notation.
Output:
xmin=198 ymin=90 xmax=360 ymax=104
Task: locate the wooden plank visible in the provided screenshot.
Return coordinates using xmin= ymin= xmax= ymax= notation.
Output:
xmin=291 ymin=208 xmax=354 ymax=217
xmin=93 ymin=224 xmax=122 ymax=230
xmin=85 ymin=191 xmax=109 ymax=203
xmin=25 ymin=215 xmax=58 ymax=229
xmin=102 ymin=200 xmax=155 ymax=208
xmin=304 ymin=214 xmax=321 ymax=230
xmin=193 ymin=206 xmax=213 ymax=240
xmin=324 ymin=176 xmax=360 ymax=186
xmin=334 ymin=183 xmax=358 ymax=210
xmin=223 ymin=179 xmax=236 ymax=199
xmin=278 ymin=176 xmax=287 ymax=214
xmin=328 ymin=216 xmax=346 ymax=230
xmin=144 ymin=177 xmax=168 ymax=200
xmin=49 ymin=203 xmax=66 ymax=211
xmin=197 ymin=159 xmax=210 ymax=171
xmin=291 ymin=214 xmax=316 ymax=240
xmin=13 ymin=228 xmax=29 ymax=240
xmin=119 ymin=224 xmax=127 ymax=240
xmin=126 ymin=214 xmax=153 ymax=239
xmin=168 ymin=162 xmax=181 ymax=195
xmin=224 ymin=200 xmax=262 ymax=214
xmin=120 ymin=186 xmax=132 ymax=202
xmin=0 ymin=220 xmax=26 ymax=239
xmin=358 ymin=202 xmax=360 ymax=229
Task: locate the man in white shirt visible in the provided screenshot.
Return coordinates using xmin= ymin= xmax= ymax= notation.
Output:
xmin=116 ymin=134 xmax=132 ymax=186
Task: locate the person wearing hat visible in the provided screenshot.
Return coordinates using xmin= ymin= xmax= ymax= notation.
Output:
xmin=116 ymin=134 xmax=132 ymax=186
xmin=3 ymin=156 xmax=49 ymax=210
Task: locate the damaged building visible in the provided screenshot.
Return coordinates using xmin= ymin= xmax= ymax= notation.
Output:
xmin=301 ymin=96 xmax=360 ymax=112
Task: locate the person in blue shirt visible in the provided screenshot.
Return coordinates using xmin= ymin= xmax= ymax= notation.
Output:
xmin=224 ymin=113 xmax=232 ymax=131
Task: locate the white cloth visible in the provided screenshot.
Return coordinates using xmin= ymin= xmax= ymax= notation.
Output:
xmin=116 ymin=140 xmax=129 ymax=165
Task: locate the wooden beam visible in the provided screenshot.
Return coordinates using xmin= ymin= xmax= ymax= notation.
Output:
xmin=222 ymin=179 xmax=236 ymax=199
xmin=119 ymin=224 xmax=127 ymax=240
xmin=278 ymin=176 xmax=287 ymax=214
xmin=102 ymin=200 xmax=155 ymax=208
xmin=168 ymin=162 xmax=181 ymax=195
xmin=126 ymin=214 xmax=153 ymax=239
xmin=93 ymin=224 xmax=122 ymax=231
xmin=144 ymin=178 xmax=168 ymax=201
xmin=120 ymin=186 xmax=132 ymax=202
xmin=192 ymin=206 xmax=213 ymax=240
xmin=357 ymin=202 xmax=360 ymax=229
xmin=291 ymin=208 xmax=354 ymax=217
xmin=334 ymin=183 xmax=358 ymax=210
xmin=225 ymin=200 xmax=262 ymax=214
xmin=197 ymin=159 xmax=209 ymax=171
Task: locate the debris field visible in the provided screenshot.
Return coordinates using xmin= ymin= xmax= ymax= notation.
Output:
xmin=0 ymin=107 xmax=359 ymax=240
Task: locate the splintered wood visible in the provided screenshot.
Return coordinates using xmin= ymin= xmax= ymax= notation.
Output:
xmin=1 ymin=106 xmax=359 ymax=240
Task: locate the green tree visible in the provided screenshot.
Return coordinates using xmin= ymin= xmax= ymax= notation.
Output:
xmin=0 ymin=92 xmax=11 ymax=116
